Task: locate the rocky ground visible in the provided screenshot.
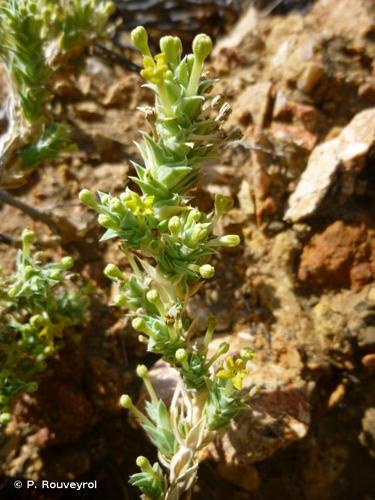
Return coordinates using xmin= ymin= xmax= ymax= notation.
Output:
xmin=0 ymin=0 xmax=374 ymax=499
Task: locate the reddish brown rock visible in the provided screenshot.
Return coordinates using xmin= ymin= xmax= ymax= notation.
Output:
xmin=10 ymin=381 xmax=95 ymax=446
xmin=273 ymin=95 xmax=318 ymax=133
xmin=233 ymin=81 xmax=272 ymax=128
xmin=298 ymin=220 xmax=375 ymax=290
xmin=147 ymin=329 xmax=310 ymax=467
xmin=362 ymin=354 xmax=375 ymax=372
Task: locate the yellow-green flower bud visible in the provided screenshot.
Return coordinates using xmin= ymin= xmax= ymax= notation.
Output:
xmin=110 ymin=198 xmax=122 ymax=212
xmin=189 ymin=224 xmax=208 ymax=245
xmin=136 ymin=455 xmax=151 ymax=470
xmin=160 ymin=35 xmax=182 ymax=67
xmin=119 ymin=394 xmax=132 ymax=409
xmin=136 ymin=364 xmax=148 ymax=378
xmin=199 ymin=264 xmax=215 ymax=279
xmin=218 ymin=235 xmax=240 ymax=247
xmin=146 ymin=289 xmax=159 ymax=304
xmin=186 ymin=209 xmax=201 ymax=227
xmin=79 ymin=189 xmax=97 ymax=209
xmin=187 ymin=34 xmax=212 ymax=95
xmin=192 ymin=34 xmax=212 ymax=63
xmin=21 ymin=229 xmax=35 ymax=247
xmin=60 ymin=256 xmax=73 ymax=269
xmin=131 ymin=26 xmax=151 ymax=56
xmin=104 ymin=263 xmax=124 ymax=280
xmin=132 ymin=317 xmax=146 ymax=332
xmin=0 ymin=412 xmax=11 ymax=425
xmin=120 ymin=395 xmax=151 ymax=425
xmin=175 ymin=348 xmax=188 ymax=362
xmin=207 ymin=341 xmax=230 ymax=368
xmin=168 ymin=216 xmax=181 ymax=235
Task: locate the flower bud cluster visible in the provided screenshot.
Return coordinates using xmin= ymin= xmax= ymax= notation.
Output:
xmin=80 ymin=188 xmax=238 ymax=286
xmin=129 ymin=26 xmax=237 ymax=196
xmin=0 ymin=229 xmax=91 ymax=424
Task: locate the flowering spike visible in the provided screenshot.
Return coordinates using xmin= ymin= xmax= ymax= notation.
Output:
xmin=80 ymin=27 xmax=251 ymax=499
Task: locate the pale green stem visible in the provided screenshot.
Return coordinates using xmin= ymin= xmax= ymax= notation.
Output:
xmin=157 ymin=83 xmax=173 ymax=116
xmin=129 ymin=403 xmax=154 ymax=428
xmin=124 ymin=248 xmax=142 ymax=279
xmin=206 ymin=345 xmax=228 ymax=369
xmin=144 ymin=377 xmax=158 ymax=405
xmin=186 ymin=59 xmax=202 ymax=96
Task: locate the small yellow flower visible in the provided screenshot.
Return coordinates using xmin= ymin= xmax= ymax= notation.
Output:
xmin=124 ymin=192 xmax=154 ymax=216
xmin=140 ymin=53 xmax=168 ymax=85
xmin=217 ymin=356 xmax=248 ymax=390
